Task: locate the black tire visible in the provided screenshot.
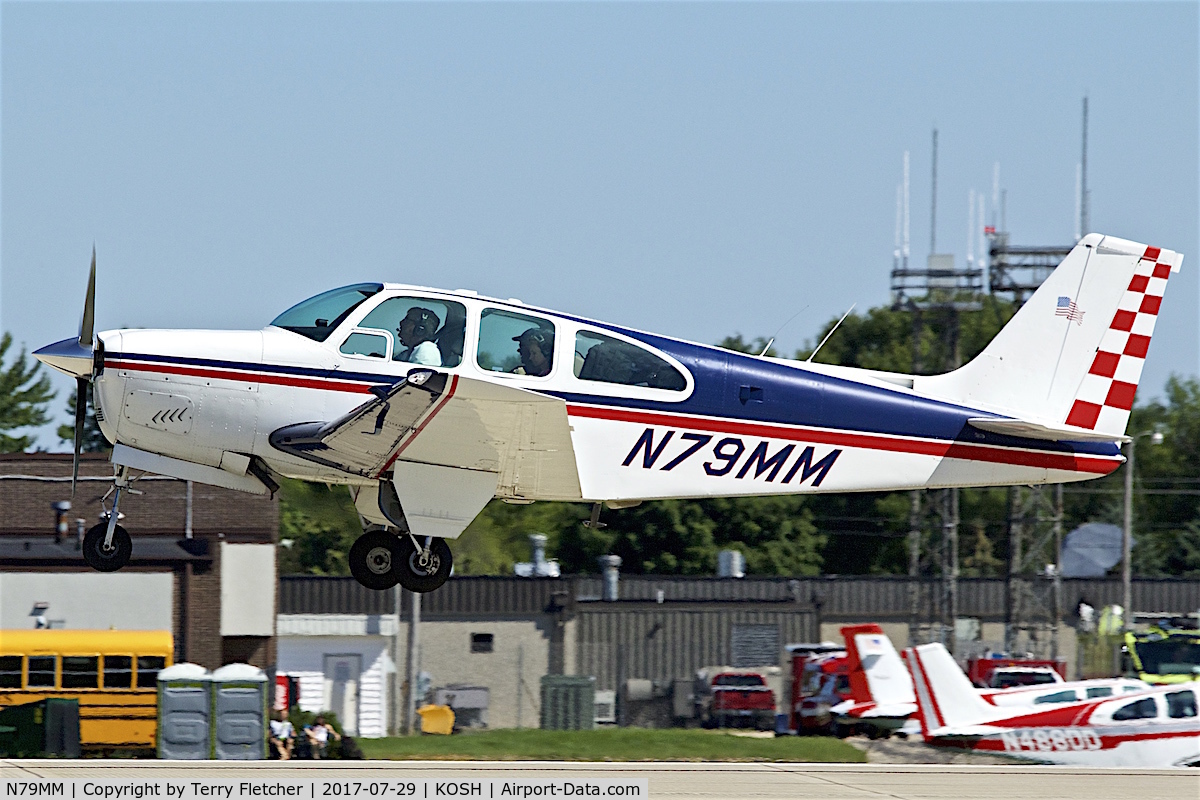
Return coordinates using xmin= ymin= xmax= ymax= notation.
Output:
xmin=83 ymin=523 xmax=132 ymax=572
xmin=395 ymin=535 xmax=453 ymax=593
xmin=349 ymin=529 xmax=403 ymax=590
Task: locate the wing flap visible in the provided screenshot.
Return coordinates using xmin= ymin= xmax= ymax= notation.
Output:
xmin=967 ymin=417 xmax=1130 ymax=444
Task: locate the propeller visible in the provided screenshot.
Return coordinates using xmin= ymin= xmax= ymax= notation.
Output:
xmin=33 ymin=248 xmax=98 ymax=497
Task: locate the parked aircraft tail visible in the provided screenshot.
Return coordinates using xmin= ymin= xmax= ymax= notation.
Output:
xmin=903 ymin=643 xmax=999 ymax=733
xmin=918 ymin=234 xmax=1183 ymax=439
xmin=842 ymin=624 xmax=915 ymax=707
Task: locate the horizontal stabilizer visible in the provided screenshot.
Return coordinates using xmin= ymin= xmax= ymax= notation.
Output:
xmin=966 ymin=417 xmax=1130 ymax=444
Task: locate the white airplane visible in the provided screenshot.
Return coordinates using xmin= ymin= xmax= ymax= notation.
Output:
xmin=832 ymin=624 xmax=1147 ymax=737
xmin=34 ymin=234 xmax=1182 ymax=592
xmin=905 ymin=642 xmax=1200 ymax=767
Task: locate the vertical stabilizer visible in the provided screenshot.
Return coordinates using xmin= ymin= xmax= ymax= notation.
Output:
xmin=917 ymin=234 xmax=1183 ymax=437
xmin=842 ymin=624 xmax=915 ymax=707
xmin=904 ymin=643 xmax=997 ymax=731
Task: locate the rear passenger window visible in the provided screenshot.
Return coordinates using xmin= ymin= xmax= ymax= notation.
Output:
xmin=575 ymin=330 xmax=686 ymax=391
xmin=1167 ymin=690 xmax=1197 ymax=718
xmin=104 ymin=655 xmax=133 ymax=689
xmin=137 ymin=656 xmax=166 ymax=688
xmin=1112 ymin=697 xmax=1158 ymax=720
xmin=478 ymin=309 xmax=555 ymax=377
xmin=0 ymin=656 xmax=21 ymax=688
xmin=61 ymin=656 xmax=99 ymax=689
xmin=27 ymin=656 xmax=56 ymax=688
xmin=1033 ymin=690 xmax=1077 ymax=704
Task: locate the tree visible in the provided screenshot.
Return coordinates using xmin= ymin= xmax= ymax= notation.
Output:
xmin=56 ymin=386 xmax=111 ymax=453
xmin=0 ymin=332 xmax=55 ymax=452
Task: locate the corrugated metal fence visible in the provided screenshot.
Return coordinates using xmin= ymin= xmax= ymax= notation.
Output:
xmin=279 ymin=575 xmax=1200 ymax=620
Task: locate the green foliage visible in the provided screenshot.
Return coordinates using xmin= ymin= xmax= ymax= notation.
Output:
xmin=0 ymin=332 xmax=56 ymax=452
xmin=277 ymin=479 xmax=362 ymax=576
xmin=56 ymin=385 xmax=111 ymax=453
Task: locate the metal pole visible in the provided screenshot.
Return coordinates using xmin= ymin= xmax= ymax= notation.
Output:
xmin=1053 ymin=484 xmax=1064 ymax=663
xmin=1123 ymin=438 xmax=1135 ymax=631
xmin=516 ymin=643 xmax=524 ymax=729
xmin=391 ymin=583 xmax=402 ymax=735
xmin=185 ymin=480 xmax=193 ymax=538
xmin=405 ymin=589 xmax=421 ymax=734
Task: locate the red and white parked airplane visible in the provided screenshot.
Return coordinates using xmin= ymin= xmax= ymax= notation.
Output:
xmin=905 ymin=642 xmax=1200 ymax=767
xmin=833 ymin=626 xmax=1148 ymax=737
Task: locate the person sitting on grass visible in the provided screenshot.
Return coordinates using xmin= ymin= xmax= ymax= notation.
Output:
xmin=269 ymin=710 xmax=295 ymax=760
xmin=305 ymin=715 xmax=341 ymax=759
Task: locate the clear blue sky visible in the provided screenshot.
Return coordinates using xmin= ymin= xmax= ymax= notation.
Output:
xmin=2 ymin=2 xmax=1197 ymax=449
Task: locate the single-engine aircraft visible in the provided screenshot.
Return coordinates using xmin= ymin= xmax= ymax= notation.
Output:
xmin=905 ymin=642 xmax=1200 ymax=767
xmin=34 ymin=233 xmax=1182 ymax=593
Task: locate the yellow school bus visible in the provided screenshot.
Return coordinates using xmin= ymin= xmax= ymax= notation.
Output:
xmin=0 ymin=629 xmax=173 ymax=753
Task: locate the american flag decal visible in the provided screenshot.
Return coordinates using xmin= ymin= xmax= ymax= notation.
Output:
xmin=1056 ymin=296 xmax=1085 ymax=324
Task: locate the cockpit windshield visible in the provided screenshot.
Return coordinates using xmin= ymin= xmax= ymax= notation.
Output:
xmin=271 ymin=283 xmax=383 ymax=342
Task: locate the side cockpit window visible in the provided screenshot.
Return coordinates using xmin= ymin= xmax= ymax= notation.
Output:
xmin=357 ymin=297 xmax=468 ymax=368
xmin=478 ymin=309 xmax=556 ymax=377
xmin=575 ymin=330 xmax=686 ymax=391
xmin=340 ymin=332 xmax=389 ymax=359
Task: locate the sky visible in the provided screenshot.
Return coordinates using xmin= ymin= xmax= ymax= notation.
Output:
xmin=2 ymin=2 xmax=1197 ymax=450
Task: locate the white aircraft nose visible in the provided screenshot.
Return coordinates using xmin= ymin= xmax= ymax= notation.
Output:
xmin=34 ymin=336 xmax=94 ymax=378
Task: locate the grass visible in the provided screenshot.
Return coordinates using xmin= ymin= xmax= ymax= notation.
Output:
xmin=358 ymin=728 xmax=866 ymax=763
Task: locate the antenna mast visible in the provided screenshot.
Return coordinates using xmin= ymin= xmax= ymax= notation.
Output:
xmin=930 ymin=129 xmax=938 ymax=254
xmin=903 ymin=151 xmax=911 ymax=270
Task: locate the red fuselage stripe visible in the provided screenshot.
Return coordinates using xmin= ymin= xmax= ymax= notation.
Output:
xmin=107 ymin=359 xmax=375 ymax=394
xmin=566 ymin=403 xmax=1119 ymax=475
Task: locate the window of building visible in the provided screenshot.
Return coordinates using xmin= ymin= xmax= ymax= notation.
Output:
xmin=104 ymin=656 xmax=133 ymax=690
xmin=271 ymin=283 xmax=383 ymax=342
xmin=477 ymin=309 xmax=555 ymax=377
xmin=1167 ymin=690 xmax=1198 ymax=719
xmin=27 ymin=656 xmax=56 ymax=688
xmin=358 ymin=296 xmax=468 ymax=368
xmin=136 ymin=656 xmax=166 ymax=688
xmin=61 ymin=656 xmax=99 ymax=689
xmin=1086 ymin=686 xmax=1113 ymax=698
xmin=575 ymin=330 xmax=686 ymax=391
xmin=340 ymin=331 xmax=390 ymax=359
xmin=470 ymin=633 xmax=494 ymax=654
xmin=1112 ymin=696 xmax=1158 ymax=721
xmin=0 ymin=656 xmax=20 ymax=689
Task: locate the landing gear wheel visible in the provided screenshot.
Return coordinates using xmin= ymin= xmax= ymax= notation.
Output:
xmin=396 ymin=535 xmax=453 ymax=593
xmin=349 ymin=529 xmax=403 ymax=590
xmin=83 ymin=523 xmax=132 ymax=572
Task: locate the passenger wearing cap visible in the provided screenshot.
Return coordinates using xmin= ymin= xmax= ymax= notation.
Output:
xmin=512 ymin=328 xmax=553 ymax=377
xmin=396 ymin=307 xmax=442 ymax=366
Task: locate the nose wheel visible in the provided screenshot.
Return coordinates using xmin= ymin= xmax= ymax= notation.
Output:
xmin=82 ymin=522 xmax=132 ymax=572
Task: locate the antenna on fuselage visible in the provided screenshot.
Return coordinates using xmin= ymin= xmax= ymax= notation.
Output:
xmin=756 ymin=304 xmax=810 ymax=358
xmin=805 ymin=303 xmax=856 ymax=363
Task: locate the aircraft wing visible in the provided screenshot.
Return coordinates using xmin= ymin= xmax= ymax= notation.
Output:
xmin=270 ymin=368 xmax=582 ymax=513
xmin=270 ymin=368 xmax=452 ymax=479
xmin=966 ymin=417 xmax=1130 ymax=444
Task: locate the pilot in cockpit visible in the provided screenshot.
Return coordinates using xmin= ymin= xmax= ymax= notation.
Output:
xmin=396 ymin=307 xmax=442 ymax=366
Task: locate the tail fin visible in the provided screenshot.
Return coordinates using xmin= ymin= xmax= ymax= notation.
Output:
xmin=903 ymin=643 xmax=997 ymax=731
xmin=842 ymin=624 xmax=915 ymax=707
xmin=918 ymin=234 xmax=1183 ymax=437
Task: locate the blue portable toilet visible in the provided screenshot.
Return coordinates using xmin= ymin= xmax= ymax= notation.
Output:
xmin=156 ymin=663 xmax=212 ymax=759
xmin=211 ymin=663 xmax=268 ymax=760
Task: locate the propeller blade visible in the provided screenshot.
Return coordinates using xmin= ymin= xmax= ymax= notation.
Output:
xmin=79 ymin=247 xmax=96 ymax=348
xmin=72 ymin=376 xmax=87 ymax=498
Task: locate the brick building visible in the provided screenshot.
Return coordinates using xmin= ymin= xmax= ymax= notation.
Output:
xmin=0 ymin=453 xmax=279 ymax=670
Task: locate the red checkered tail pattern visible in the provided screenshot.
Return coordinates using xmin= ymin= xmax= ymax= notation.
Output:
xmin=917 ymin=234 xmax=1183 ymax=439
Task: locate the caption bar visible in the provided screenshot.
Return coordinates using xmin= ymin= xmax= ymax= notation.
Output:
xmin=4 ymin=780 xmax=647 ymax=800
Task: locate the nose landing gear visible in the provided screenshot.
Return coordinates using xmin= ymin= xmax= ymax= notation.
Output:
xmin=82 ymin=466 xmax=134 ymax=572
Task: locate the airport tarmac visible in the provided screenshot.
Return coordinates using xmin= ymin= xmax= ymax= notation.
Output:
xmin=2 ymin=759 xmax=1198 ymax=800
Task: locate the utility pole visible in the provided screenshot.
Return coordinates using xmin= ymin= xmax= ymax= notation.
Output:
xmin=405 ymin=589 xmax=421 ymax=734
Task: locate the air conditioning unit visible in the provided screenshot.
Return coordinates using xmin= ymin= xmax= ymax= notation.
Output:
xmin=593 ymin=690 xmax=616 ymax=725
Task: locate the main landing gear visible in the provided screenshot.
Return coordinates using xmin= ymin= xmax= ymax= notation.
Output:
xmin=348 ymin=527 xmax=453 ymax=593
xmin=82 ymin=466 xmax=134 ymax=572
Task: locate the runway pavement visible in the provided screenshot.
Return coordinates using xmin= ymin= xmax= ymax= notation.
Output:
xmin=2 ymin=759 xmax=1198 ymax=800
